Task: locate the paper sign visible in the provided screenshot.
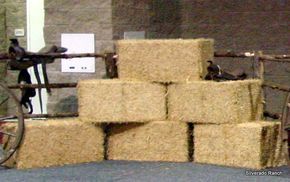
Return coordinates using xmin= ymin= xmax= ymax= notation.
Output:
xmin=124 ymin=31 xmax=145 ymax=39
xmin=61 ymin=33 xmax=95 ymax=73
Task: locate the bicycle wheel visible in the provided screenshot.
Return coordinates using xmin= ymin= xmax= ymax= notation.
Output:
xmin=0 ymin=82 xmax=24 ymax=164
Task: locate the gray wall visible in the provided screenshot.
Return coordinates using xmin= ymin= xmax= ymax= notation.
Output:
xmin=112 ymin=0 xmax=182 ymax=39
xmin=148 ymin=0 xmax=182 ymax=38
xmin=0 ymin=0 xmax=6 ymax=114
xmin=3 ymin=0 xmax=27 ymax=48
xmin=0 ymin=0 xmax=27 ymax=81
xmin=41 ymin=0 xmax=290 ymax=115
xmin=112 ymin=0 xmax=151 ymax=39
xmin=44 ymin=0 xmax=113 ymax=113
xmin=0 ymin=1 xmax=6 ymax=52
xmin=0 ymin=0 xmax=27 ymax=114
xmin=0 ymin=1 xmax=6 ymax=78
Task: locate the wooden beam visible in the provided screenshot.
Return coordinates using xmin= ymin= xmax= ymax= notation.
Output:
xmin=214 ymin=51 xmax=251 ymax=58
xmin=0 ymin=52 xmax=106 ymax=61
xmin=262 ymin=82 xmax=290 ymax=92
xmin=263 ymin=111 xmax=281 ymax=119
xmin=8 ymin=83 xmax=78 ymax=89
xmin=24 ymin=112 xmax=78 ymax=119
xmin=25 ymin=52 xmax=106 ymax=59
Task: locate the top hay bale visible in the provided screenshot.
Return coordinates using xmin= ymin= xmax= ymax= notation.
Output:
xmin=117 ymin=39 xmax=214 ymax=82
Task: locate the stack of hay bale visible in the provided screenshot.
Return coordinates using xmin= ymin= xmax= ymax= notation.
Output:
xmin=78 ymin=39 xmax=212 ymax=162
xmin=6 ymin=39 xmax=287 ymax=169
xmin=77 ymin=39 xmax=287 ymax=169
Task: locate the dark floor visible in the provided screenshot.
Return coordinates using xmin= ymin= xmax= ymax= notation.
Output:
xmin=0 ymin=161 xmax=289 ymax=182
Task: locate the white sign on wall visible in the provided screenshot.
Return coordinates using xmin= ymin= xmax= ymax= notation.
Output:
xmin=124 ymin=31 xmax=145 ymax=39
xmin=61 ymin=33 xmax=95 ymax=73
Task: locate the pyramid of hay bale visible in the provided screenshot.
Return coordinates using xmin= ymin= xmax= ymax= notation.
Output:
xmin=108 ymin=38 xmax=285 ymax=168
xmin=9 ymin=38 xmax=286 ymax=169
xmin=5 ymin=118 xmax=104 ymax=169
xmin=1 ymin=39 xmax=214 ymax=169
xmin=78 ymin=39 xmax=214 ymax=124
xmin=76 ymin=39 xmax=214 ymax=163
xmin=79 ymin=38 xmax=286 ymax=168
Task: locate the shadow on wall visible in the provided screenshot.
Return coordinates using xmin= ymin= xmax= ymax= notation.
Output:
xmin=54 ymin=95 xmax=78 ymax=113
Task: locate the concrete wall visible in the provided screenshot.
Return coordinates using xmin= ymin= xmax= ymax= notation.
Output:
xmin=112 ymin=0 xmax=150 ymax=39
xmin=1 ymin=0 xmax=26 ymax=83
xmin=0 ymin=0 xmax=27 ymax=80
xmin=0 ymin=0 xmax=6 ymax=114
xmin=44 ymin=0 xmax=113 ymax=113
xmin=0 ymin=1 xmax=6 ymax=52
xmin=148 ymin=0 xmax=182 ymax=38
xmin=0 ymin=1 xmax=6 ymax=80
xmin=112 ymin=0 xmax=182 ymax=39
xmin=180 ymin=0 xmax=290 ymax=114
xmin=0 ymin=0 xmax=26 ymax=114
xmin=4 ymin=0 xmax=27 ymax=47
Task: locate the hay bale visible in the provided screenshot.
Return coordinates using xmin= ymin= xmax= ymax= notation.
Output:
xmin=266 ymin=123 xmax=288 ymax=167
xmin=107 ymin=121 xmax=189 ymax=162
xmin=117 ymin=39 xmax=214 ymax=82
xmin=168 ymin=79 xmax=263 ymax=124
xmin=194 ymin=121 xmax=287 ymax=169
xmin=78 ymin=79 xmax=166 ymax=122
xmin=5 ymin=118 xmax=104 ymax=169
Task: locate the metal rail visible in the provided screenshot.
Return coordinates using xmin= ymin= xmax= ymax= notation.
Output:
xmin=1 ymin=113 xmax=79 ymax=119
xmin=0 ymin=52 xmax=106 ymax=61
xmin=214 ymin=51 xmax=290 ymax=62
xmin=0 ymin=51 xmax=288 ymax=61
xmin=263 ymin=111 xmax=281 ymax=120
xmin=262 ymin=82 xmax=290 ymax=92
xmin=24 ymin=113 xmax=79 ymax=118
xmin=8 ymin=83 xmax=77 ymax=89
